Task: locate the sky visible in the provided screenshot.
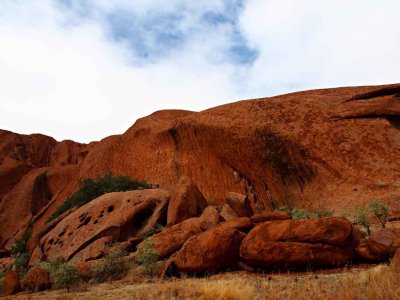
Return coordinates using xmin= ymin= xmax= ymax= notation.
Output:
xmin=0 ymin=0 xmax=400 ymax=142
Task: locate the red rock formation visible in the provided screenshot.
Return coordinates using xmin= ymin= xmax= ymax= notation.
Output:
xmin=138 ymin=206 xmax=221 ymax=259
xmin=240 ymin=217 xmax=356 ymax=268
xmin=39 ymin=189 xmax=169 ymax=262
xmin=167 ymin=177 xmax=207 ymax=226
xmin=1 ymin=83 xmax=400 ymax=257
xmin=250 ymin=211 xmax=292 ymax=223
xmin=226 ymin=192 xmax=253 ymax=217
xmin=162 ymin=226 xmax=245 ymax=276
xmin=356 ymin=228 xmax=400 ymax=261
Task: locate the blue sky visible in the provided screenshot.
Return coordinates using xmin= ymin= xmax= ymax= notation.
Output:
xmin=0 ymin=0 xmax=400 ymax=142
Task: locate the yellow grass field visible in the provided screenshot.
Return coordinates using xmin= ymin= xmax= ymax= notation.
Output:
xmin=9 ymin=264 xmax=399 ymax=300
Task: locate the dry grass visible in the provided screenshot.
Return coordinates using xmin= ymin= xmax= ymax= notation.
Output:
xmin=9 ymin=263 xmax=399 ymax=300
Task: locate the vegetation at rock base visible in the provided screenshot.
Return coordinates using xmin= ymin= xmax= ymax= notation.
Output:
xmin=135 ymin=238 xmax=159 ymax=276
xmin=92 ymin=250 xmax=128 ymax=282
xmin=368 ymin=199 xmax=389 ymax=228
xmin=54 ymin=263 xmax=80 ymax=292
xmin=355 ymin=208 xmax=371 ymax=236
xmin=47 ymin=173 xmax=149 ymax=222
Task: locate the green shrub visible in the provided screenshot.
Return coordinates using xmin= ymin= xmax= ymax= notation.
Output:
xmin=47 ymin=173 xmax=149 ymax=222
xmin=92 ymin=250 xmax=128 ymax=282
xmin=368 ymin=199 xmax=389 ymax=228
xmin=135 ymin=238 xmax=159 ymax=276
xmin=355 ymin=208 xmax=371 ymax=236
xmin=36 ymin=255 xmax=66 ymax=275
xmin=291 ymin=208 xmax=319 ymax=220
xmin=54 ymin=263 xmax=80 ymax=292
xmin=10 ymin=226 xmax=33 ymax=277
xmin=10 ymin=226 xmax=33 ymax=257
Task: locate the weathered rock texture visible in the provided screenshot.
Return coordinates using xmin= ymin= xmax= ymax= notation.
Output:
xmin=167 ymin=177 xmax=207 ymax=226
xmin=2 ymin=270 xmax=21 ymax=296
xmin=25 ymin=267 xmax=51 ymax=292
xmin=356 ymin=228 xmax=400 ymax=261
xmin=1 ymin=83 xmax=400 ymax=250
xmin=162 ymin=226 xmax=245 ymax=275
xmin=137 ymin=205 xmax=222 ymax=259
xmin=38 ymin=189 xmax=169 ymax=262
xmin=240 ymin=217 xmax=356 ymax=268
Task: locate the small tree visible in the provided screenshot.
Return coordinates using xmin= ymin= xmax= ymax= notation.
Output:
xmin=135 ymin=238 xmax=159 ymax=276
xmin=92 ymin=250 xmax=128 ymax=282
xmin=54 ymin=263 xmax=80 ymax=292
xmin=355 ymin=208 xmax=371 ymax=236
xmin=368 ymin=199 xmax=389 ymax=228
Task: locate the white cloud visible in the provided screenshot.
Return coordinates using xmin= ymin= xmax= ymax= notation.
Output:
xmin=239 ymin=0 xmax=400 ymax=96
xmin=0 ymin=0 xmax=399 ymax=142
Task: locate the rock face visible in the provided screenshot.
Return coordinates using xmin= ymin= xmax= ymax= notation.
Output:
xmin=167 ymin=177 xmax=207 ymax=226
xmin=356 ymin=228 xmax=400 ymax=261
xmin=220 ymin=204 xmax=239 ymax=221
xmin=2 ymin=270 xmax=21 ymax=296
xmin=240 ymin=217 xmax=356 ymax=268
xmin=1 ymin=83 xmax=400 ymax=257
xmin=226 ymin=192 xmax=253 ymax=217
xmin=25 ymin=267 xmax=51 ymax=292
xmin=162 ymin=226 xmax=245 ymax=275
xmin=39 ymin=189 xmax=170 ymax=262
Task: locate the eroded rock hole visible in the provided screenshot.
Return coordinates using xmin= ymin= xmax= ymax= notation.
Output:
xmin=77 ymin=216 xmax=92 ymax=228
xmin=107 ymin=206 xmax=114 ymax=213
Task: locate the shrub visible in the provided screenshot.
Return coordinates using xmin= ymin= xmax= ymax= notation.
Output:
xmin=368 ymin=199 xmax=389 ymax=228
xmin=10 ymin=226 xmax=33 ymax=277
xmin=135 ymin=238 xmax=159 ymax=276
xmin=54 ymin=263 xmax=80 ymax=292
xmin=36 ymin=255 xmax=66 ymax=275
xmin=10 ymin=226 xmax=33 ymax=257
xmin=291 ymin=208 xmax=319 ymax=219
xmin=92 ymin=250 xmax=128 ymax=282
xmin=355 ymin=208 xmax=371 ymax=236
xmin=47 ymin=173 xmax=149 ymax=222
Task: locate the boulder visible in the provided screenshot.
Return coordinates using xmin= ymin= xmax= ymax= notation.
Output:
xmin=356 ymin=228 xmax=400 ymax=262
xmin=250 ymin=211 xmax=292 ymax=223
xmin=40 ymin=189 xmax=170 ymax=262
xmin=240 ymin=217 xmax=356 ymax=268
xmin=226 ymin=192 xmax=253 ymax=217
xmin=218 ymin=217 xmax=254 ymax=232
xmin=220 ymin=204 xmax=239 ymax=221
xmin=139 ymin=218 xmax=203 ymax=259
xmin=2 ymin=270 xmax=21 ymax=296
xmin=167 ymin=177 xmax=207 ymax=226
xmin=25 ymin=267 xmax=50 ymax=292
xmin=199 ymin=206 xmax=223 ymax=230
xmin=161 ymin=226 xmax=245 ymax=276
xmin=138 ymin=206 xmax=221 ymax=259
